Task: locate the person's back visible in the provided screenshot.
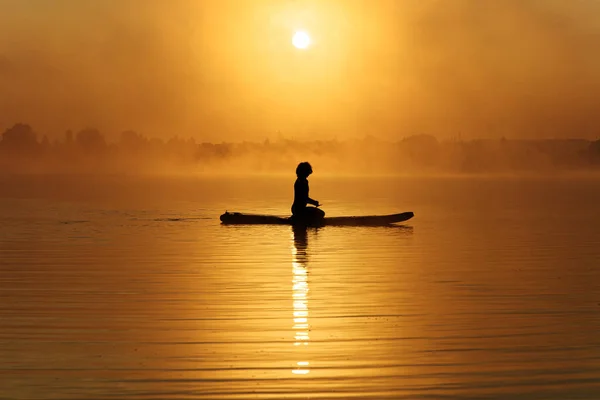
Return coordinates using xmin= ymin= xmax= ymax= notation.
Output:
xmin=292 ymin=176 xmax=309 ymax=212
xmin=291 ymin=162 xmax=325 ymax=223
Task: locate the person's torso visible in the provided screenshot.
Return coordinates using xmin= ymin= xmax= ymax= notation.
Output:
xmin=293 ymin=178 xmax=309 ymax=206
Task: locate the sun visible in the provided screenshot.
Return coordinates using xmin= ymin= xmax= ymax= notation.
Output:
xmin=292 ymin=31 xmax=311 ymax=49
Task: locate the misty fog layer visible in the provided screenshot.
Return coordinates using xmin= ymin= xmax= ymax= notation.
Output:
xmin=2 ymin=123 xmax=600 ymax=175
xmin=2 ymin=0 xmax=600 ymax=141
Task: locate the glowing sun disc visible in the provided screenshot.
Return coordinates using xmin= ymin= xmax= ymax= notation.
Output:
xmin=292 ymin=31 xmax=311 ymax=49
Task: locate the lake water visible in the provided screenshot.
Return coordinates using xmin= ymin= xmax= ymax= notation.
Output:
xmin=1 ymin=174 xmax=599 ymax=399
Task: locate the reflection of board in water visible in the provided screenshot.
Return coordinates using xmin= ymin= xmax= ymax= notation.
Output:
xmin=220 ymin=211 xmax=414 ymax=226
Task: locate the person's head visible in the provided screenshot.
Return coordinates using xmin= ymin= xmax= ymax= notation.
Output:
xmin=296 ymin=162 xmax=313 ymax=178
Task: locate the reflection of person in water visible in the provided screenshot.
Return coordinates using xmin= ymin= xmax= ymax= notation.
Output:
xmin=291 ymin=162 xmax=325 ymax=224
xmin=292 ymin=225 xmax=308 ymax=263
xmin=291 ymin=224 xmax=310 ymax=375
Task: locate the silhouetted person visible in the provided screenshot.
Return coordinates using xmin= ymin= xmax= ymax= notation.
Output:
xmin=291 ymin=162 xmax=325 ymax=224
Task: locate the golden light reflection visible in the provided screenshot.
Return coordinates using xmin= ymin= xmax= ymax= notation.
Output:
xmin=291 ymin=226 xmax=310 ymax=375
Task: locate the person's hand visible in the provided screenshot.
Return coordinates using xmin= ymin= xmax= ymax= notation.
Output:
xmin=315 ymin=201 xmax=321 ymax=207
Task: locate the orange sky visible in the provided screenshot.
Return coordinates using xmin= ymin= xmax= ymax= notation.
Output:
xmin=1 ymin=0 xmax=600 ymax=141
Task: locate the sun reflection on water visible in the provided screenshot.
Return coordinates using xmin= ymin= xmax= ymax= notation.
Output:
xmin=291 ymin=226 xmax=310 ymax=375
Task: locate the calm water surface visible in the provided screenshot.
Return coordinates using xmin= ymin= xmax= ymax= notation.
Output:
xmin=1 ymin=175 xmax=599 ymax=399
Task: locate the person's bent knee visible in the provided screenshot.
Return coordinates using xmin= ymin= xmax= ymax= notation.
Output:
xmin=309 ymin=207 xmax=325 ymax=219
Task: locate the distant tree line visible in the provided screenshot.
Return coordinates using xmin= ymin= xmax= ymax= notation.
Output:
xmin=1 ymin=123 xmax=600 ymax=174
